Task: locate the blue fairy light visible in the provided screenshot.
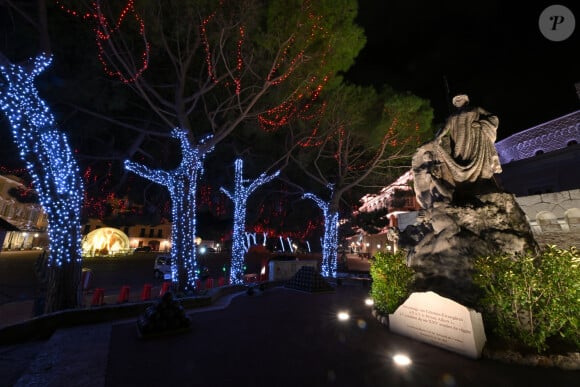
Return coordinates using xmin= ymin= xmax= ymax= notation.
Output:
xmin=125 ymin=128 xmax=213 ymax=291
xmin=303 ymin=185 xmax=338 ymax=278
xmin=221 ymin=158 xmax=279 ymax=284
xmin=0 ymin=53 xmax=84 ymax=269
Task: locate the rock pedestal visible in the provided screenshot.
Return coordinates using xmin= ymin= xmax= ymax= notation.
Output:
xmin=400 ymin=184 xmax=538 ymax=307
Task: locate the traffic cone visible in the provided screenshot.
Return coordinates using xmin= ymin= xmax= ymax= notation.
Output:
xmin=206 ymin=278 xmax=214 ymax=289
xmin=117 ymin=285 xmax=130 ymax=303
xmin=141 ymin=283 xmax=152 ymax=301
xmin=91 ymin=288 xmax=104 ymax=306
xmin=160 ymin=281 xmax=172 ymax=296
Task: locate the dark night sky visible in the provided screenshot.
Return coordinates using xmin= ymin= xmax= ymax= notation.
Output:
xmin=345 ymin=0 xmax=580 ymax=140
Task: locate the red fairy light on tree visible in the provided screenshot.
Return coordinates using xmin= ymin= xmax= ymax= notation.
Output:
xmin=199 ymin=1 xmax=245 ymax=93
xmin=55 ymin=0 xmax=150 ymax=83
xmin=258 ymin=4 xmax=331 ymax=135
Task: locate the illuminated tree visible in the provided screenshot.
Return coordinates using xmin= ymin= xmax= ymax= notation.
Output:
xmin=291 ymin=84 xmax=434 ymax=276
xmin=0 ymin=53 xmax=84 ymax=312
xmin=303 ymin=185 xmax=338 ymax=277
xmin=88 ymin=0 xmax=363 ymax=292
xmin=220 ymin=159 xmax=279 ymax=284
xmin=125 ymin=128 xmax=213 ymax=291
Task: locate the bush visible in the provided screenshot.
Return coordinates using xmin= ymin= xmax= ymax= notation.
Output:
xmin=473 ymin=245 xmax=580 ymax=353
xmin=369 ymin=251 xmax=415 ymax=315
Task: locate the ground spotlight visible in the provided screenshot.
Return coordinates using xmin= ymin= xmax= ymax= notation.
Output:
xmin=337 ymin=311 xmax=350 ymax=321
xmin=392 ymin=353 xmax=412 ymax=367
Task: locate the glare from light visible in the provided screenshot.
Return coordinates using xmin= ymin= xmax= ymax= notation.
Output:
xmin=364 ymin=298 xmax=374 ymax=306
xmin=337 ymin=311 xmax=350 ymax=321
xmin=393 ymin=354 xmax=412 ymax=367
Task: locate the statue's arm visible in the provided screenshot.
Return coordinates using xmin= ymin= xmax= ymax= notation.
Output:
xmin=476 ymin=107 xmax=499 ymax=128
xmin=476 ymin=107 xmax=499 ymax=142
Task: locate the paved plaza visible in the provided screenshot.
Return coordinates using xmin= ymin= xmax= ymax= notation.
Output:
xmin=2 ymin=280 xmax=579 ymax=387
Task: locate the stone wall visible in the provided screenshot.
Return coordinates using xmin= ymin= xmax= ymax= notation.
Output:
xmin=515 ymin=189 xmax=580 ymax=249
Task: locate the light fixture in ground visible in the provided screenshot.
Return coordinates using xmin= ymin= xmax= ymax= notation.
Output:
xmin=392 ymin=354 xmax=412 ymax=367
xmin=337 ymin=311 xmax=350 ymax=321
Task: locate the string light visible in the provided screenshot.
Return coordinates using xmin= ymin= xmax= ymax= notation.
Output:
xmin=303 ymin=185 xmax=338 ymax=277
xmin=55 ymin=0 xmax=150 ymax=83
xmin=125 ymin=128 xmax=214 ymax=291
xmin=0 ymin=53 xmax=84 ymax=268
xmin=220 ymin=159 xmax=279 ymax=284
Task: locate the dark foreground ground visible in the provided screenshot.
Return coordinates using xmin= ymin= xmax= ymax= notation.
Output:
xmin=3 ymin=281 xmax=579 ymax=387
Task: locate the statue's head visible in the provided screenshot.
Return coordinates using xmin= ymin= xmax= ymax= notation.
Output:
xmin=452 ymin=94 xmax=469 ymax=108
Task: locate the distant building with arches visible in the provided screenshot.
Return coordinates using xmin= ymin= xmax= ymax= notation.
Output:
xmin=495 ymin=109 xmax=580 ymax=249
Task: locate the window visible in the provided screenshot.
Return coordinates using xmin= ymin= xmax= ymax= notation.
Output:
xmin=157 ymin=229 xmax=163 ymax=238
xmin=140 ymin=228 xmax=145 ymax=237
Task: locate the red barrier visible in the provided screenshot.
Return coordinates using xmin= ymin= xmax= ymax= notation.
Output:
xmin=117 ymin=285 xmax=130 ymax=303
xmin=91 ymin=288 xmax=104 ymax=306
xmin=141 ymin=283 xmax=152 ymax=301
xmin=217 ymin=277 xmax=225 ymax=287
xmin=206 ymin=278 xmax=214 ymax=289
xmin=195 ymin=279 xmax=202 ymax=290
xmin=160 ymin=281 xmax=172 ymax=296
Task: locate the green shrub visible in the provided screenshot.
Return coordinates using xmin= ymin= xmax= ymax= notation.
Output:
xmin=473 ymin=245 xmax=580 ymax=353
xmin=369 ymin=251 xmax=415 ymax=315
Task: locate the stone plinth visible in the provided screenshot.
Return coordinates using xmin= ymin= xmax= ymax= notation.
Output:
xmin=389 ymin=291 xmax=486 ymax=359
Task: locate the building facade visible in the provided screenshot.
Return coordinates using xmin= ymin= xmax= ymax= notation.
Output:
xmin=0 ymin=174 xmax=49 ymax=251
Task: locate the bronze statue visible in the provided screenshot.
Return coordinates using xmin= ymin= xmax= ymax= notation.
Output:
xmin=412 ymin=95 xmax=502 ymax=208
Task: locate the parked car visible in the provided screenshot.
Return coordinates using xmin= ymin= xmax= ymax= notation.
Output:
xmin=134 ymin=246 xmax=152 ymax=253
xmin=154 ymin=255 xmax=172 ymax=279
xmin=197 ymin=245 xmax=216 ymax=254
xmin=154 ymin=254 xmax=210 ymax=280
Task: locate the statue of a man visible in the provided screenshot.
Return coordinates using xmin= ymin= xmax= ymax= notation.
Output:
xmin=412 ymin=94 xmax=502 ymax=209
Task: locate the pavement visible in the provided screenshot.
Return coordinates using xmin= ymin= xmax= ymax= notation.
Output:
xmin=1 ymin=258 xmax=579 ymax=387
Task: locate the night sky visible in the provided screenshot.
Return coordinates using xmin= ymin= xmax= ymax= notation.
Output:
xmin=345 ymin=0 xmax=579 ymax=139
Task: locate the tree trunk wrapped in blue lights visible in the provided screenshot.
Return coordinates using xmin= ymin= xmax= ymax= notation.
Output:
xmin=220 ymin=159 xmax=279 ymax=284
xmin=303 ymin=187 xmax=339 ymax=278
xmin=125 ymin=129 xmax=213 ymax=292
xmin=0 ymin=53 xmax=84 ymax=313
